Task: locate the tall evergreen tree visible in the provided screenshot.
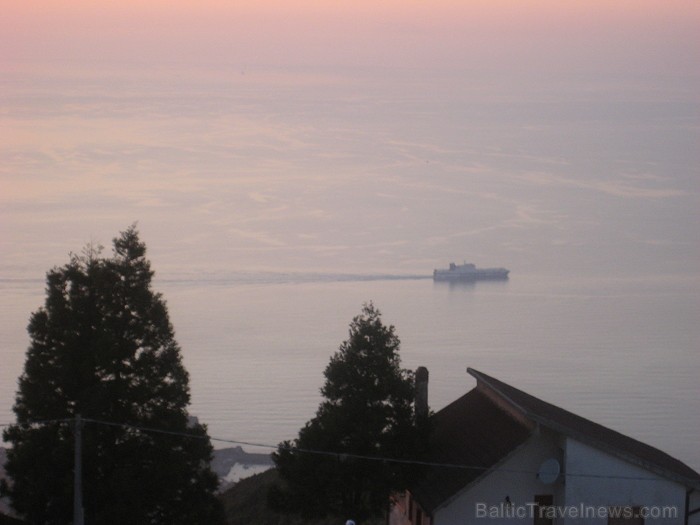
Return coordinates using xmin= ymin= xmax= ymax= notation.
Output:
xmin=1 ymin=226 xmax=224 ymax=524
xmin=272 ymin=303 xmax=428 ymax=521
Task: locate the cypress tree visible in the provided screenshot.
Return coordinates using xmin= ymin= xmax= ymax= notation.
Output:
xmin=272 ymin=303 xmax=427 ymax=521
xmin=1 ymin=226 xmax=224 ymax=524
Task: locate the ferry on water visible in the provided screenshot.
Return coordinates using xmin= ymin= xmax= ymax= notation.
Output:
xmin=433 ymin=262 xmax=509 ymax=281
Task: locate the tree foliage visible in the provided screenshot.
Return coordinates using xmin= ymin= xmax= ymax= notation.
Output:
xmin=1 ymin=226 xmax=224 ymax=524
xmin=271 ymin=303 xmax=428 ymax=521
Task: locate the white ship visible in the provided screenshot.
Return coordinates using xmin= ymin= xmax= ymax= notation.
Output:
xmin=433 ymin=262 xmax=509 ymax=281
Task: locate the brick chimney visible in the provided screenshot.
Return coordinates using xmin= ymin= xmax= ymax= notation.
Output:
xmin=415 ymin=366 xmax=429 ymax=420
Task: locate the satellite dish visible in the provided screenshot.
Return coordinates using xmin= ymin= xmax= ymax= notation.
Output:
xmin=537 ymin=458 xmax=560 ymax=484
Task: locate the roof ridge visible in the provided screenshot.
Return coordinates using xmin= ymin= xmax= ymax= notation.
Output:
xmin=466 ymin=367 xmax=700 ymax=489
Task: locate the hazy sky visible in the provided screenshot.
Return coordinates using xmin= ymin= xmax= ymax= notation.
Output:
xmin=1 ymin=0 xmax=700 ymax=474
xmin=3 ymin=1 xmax=698 ymax=73
xmin=2 ymin=0 xmax=699 ymax=278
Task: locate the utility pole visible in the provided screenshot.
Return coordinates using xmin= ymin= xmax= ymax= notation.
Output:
xmin=73 ymin=414 xmax=85 ymax=525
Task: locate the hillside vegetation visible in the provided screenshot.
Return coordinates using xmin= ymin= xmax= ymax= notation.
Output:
xmin=220 ymin=469 xmax=383 ymax=525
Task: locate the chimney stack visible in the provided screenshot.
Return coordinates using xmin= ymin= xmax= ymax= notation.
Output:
xmin=415 ymin=366 xmax=429 ymax=420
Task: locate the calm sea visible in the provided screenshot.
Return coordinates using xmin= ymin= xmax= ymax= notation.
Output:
xmin=1 ymin=272 xmax=698 ymax=472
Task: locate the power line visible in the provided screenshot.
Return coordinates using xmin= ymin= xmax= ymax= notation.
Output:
xmin=0 ymin=416 xmax=676 ymax=482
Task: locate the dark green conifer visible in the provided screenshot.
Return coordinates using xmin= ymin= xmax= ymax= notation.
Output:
xmin=272 ymin=303 xmax=427 ymax=521
xmin=1 ymin=226 xmax=224 ymax=525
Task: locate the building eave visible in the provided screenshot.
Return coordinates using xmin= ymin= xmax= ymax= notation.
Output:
xmin=429 ymin=432 xmax=538 ymax=516
xmin=467 ymin=367 xmax=700 ymax=491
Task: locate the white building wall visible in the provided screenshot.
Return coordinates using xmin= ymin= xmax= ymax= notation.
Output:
xmin=425 ymin=433 xmax=693 ymax=525
xmin=562 ymin=438 xmax=687 ymax=525
xmin=432 ymin=429 xmax=563 ymax=525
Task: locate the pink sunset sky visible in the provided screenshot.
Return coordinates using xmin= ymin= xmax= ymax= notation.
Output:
xmin=1 ymin=1 xmax=699 ymax=469
xmin=3 ymin=1 xmax=698 ymax=75
xmin=1 ymin=0 xmax=698 ymax=278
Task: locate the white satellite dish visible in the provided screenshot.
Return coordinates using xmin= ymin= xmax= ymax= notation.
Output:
xmin=537 ymin=458 xmax=560 ymax=484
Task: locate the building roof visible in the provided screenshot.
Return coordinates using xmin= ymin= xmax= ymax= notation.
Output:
xmin=410 ymin=368 xmax=700 ymax=514
xmin=409 ymin=387 xmax=532 ymax=513
xmin=468 ymin=368 xmax=700 ymax=490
